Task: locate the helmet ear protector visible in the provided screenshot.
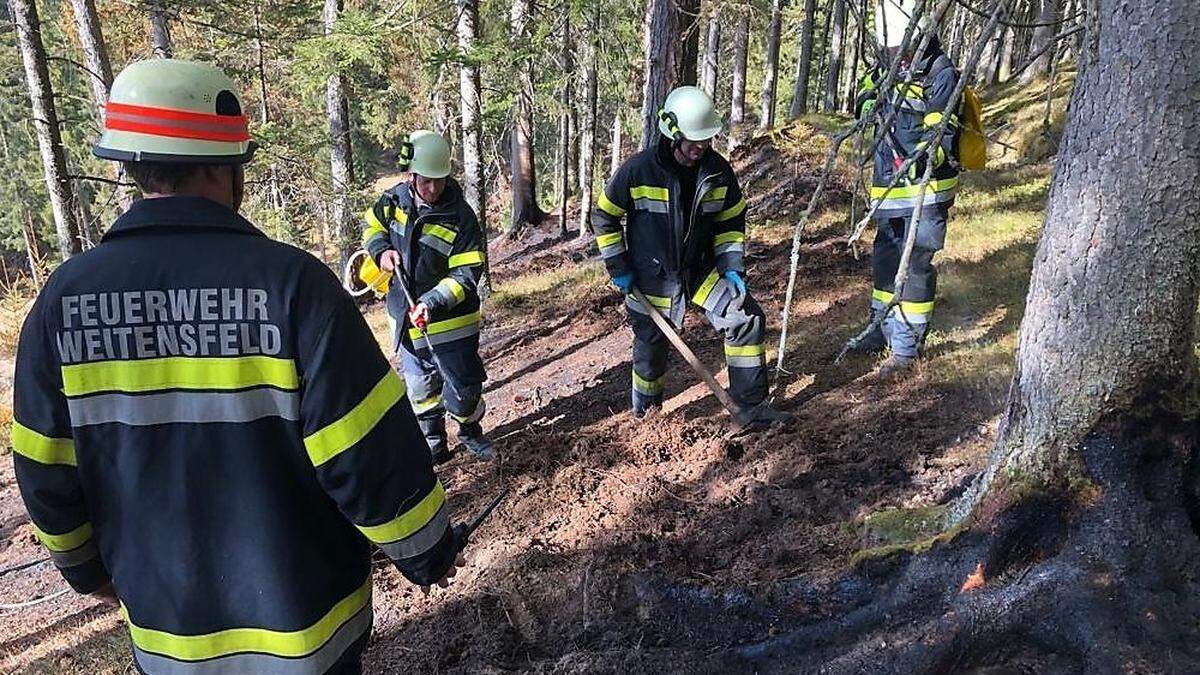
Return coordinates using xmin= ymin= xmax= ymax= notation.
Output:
xmin=658 ymin=109 xmax=685 ymax=147
xmin=397 ymin=137 xmax=415 ymax=172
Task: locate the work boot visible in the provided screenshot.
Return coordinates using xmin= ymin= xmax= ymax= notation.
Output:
xmin=848 ymin=314 xmax=887 ymax=355
xmin=876 ymin=354 xmax=916 ymax=378
xmin=458 ymin=423 xmax=495 ymax=460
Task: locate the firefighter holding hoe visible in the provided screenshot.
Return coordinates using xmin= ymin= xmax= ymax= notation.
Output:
xmin=361 ymin=130 xmax=494 ymax=465
xmin=11 ymin=59 xmax=464 ymax=674
xmin=592 ymin=86 xmax=770 ymax=418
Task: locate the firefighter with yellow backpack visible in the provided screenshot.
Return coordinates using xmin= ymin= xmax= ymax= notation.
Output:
xmin=850 ymin=0 xmax=985 ymax=375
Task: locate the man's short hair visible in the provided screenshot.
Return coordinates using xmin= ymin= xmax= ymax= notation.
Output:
xmin=122 ymin=161 xmax=203 ymax=194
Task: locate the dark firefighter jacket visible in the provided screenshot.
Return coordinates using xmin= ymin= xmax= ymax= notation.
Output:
xmin=592 ymin=139 xmax=748 ymax=313
xmin=362 ymin=178 xmax=486 ymax=356
xmin=11 ymin=196 xmax=456 ymax=675
xmin=856 ymin=42 xmax=961 ymax=219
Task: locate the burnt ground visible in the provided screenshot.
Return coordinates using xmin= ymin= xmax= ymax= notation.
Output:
xmin=0 ymin=120 xmax=1043 ymax=674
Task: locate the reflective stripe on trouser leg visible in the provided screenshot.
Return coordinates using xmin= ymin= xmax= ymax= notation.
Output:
xmin=705 ymin=290 xmax=768 ymax=408
xmin=871 ymin=210 xmax=943 ymax=358
xmin=398 ymin=341 xmax=447 ymax=452
xmin=627 ymin=307 xmax=668 ymax=413
xmin=446 ymin=382 xmax=485 ymax=425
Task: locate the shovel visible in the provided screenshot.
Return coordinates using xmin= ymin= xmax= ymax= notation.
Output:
xmin=629 ymin=287 xmax=790 ymax=431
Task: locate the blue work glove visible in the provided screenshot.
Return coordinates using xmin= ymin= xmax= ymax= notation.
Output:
xmin=611 ymin=272 xmax=634 ymax=294
xmin=723 ymin=270 xmax=746 ymax=295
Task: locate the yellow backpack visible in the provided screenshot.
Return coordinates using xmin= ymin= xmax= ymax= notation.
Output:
xmin=958 ymin=87 xmax=987 ymax=170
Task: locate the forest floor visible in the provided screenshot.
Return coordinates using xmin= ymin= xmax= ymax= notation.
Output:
xmin=0 ymin=71 xmax=1073 ymax=674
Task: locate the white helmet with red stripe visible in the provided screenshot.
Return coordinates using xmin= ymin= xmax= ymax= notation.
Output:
xmin=93 ymin=59 xmax=257 ymax=164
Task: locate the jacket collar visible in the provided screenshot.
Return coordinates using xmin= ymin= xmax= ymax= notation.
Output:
xmin=398 ymin=177 xmax=465 ymax=220
xmin=103 ymin=196 xmax=266 ymax=241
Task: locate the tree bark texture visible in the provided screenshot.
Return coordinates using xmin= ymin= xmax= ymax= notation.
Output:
xmin=1021 ymin=0 xmax=1059 ymax=83
xmin=759 ymin=0 xmax=785 ymax=130
xmin=69 ymin=0 xmax=134 ymax=213
xmin=730 ymin=11 xmax=750 ymax=125
xmin=323 ymin=0 xmax=355 ymax=266
xmin=578 ymin=28 xmax=599 ymax=238
xmin=508 ymin=0 xmax=544 ymax=234
xmin=789 ymin=0 xmax=818 ymax=118
xmin=700 ymin=7 xmax=721 ymax=97
xmin=557 ymin=8 xmax=572 ymax=235
xmin=973 ymin=0 xmax=1200 ymax=503
xmin=640 ymin=0 xmax=701 ymax=149
xmin=609 ymin=110 xmax=622 ymax=178
xmin=149 ymin=3 xmax=173 ymax=58
xmin=823 ymin=0 xmax=847 ymax=112
xmin=12 ymin=0 xmax=83 ymax=260
xmin=457 ymin=0 xmax=488 ymax=271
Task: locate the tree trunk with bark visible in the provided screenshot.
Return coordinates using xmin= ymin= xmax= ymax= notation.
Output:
xmin=639 ymin=0 xmax=700 ymax=149
xmin=457 ymin=0 xmax=488 ymax=287
xmin=823 ymin=0 xmax=847 ymax=112
xmin=578 ymin=24 xmax=599 ymax=239
xmin=730 ymin=11 xmax=750 ymax=126
xmin=1021 ymin=0 xmax=1059 ymax=83
xmin=759 ymin=0 xmax=785 ymax=130
xmin=557 ymin=8 xmax=573 ymax=236
xmin=609 ymin=110 xmax=622 ymax=178
xmin=69 ymin=0 xmax=134 ymax=212
xmin=733 ymin=1 xmax=1200 ymax=670
xmin=507 ymin=0 xmax=545 ymax=237
xmin=323 ymin=0 xmax=355 ymax=266
xmin=789 ymin=0 xmax=818 ymax=118
xmin=12 ymin=0 xmax=83 ymax=260
xmin=700 ymin=6 xmax=721 ymax=97
xmin=148 ymin=3 xmax=173 ymax=58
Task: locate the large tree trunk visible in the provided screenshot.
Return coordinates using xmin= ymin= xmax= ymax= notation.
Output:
xmin=457 ymin=0 xmax=488 ymax=288
xmin=639 ymin=0 xmax=700 ymax=149
xmin=69 ymin=0 xmax=134 ymax=212
xmin=323 ymin=0 xmax=355 ymax=266
xmin=12 ymin=0 xmax=83 ymax=260
xmin=735 ymin=1 xmax=1200 ymax=670
xmin=700 ymin=7 xmax=721 ymax=97
xmin=997 ymin=22 xmax=1016 ymax=81
xmin=507 ymin=0 xmax=545 ymax=237
xmin=577 ymin=21 xmax=599 ymax=240
xmin=789 ymin=0 xmax=818 ymax=118
xmin=759 ymin=0 xmax=785 ymax=130
xmin=148 ymin=3 xmax=172 ymax=58
xmin=823 ymin=0 xmax=847 ymax=112
xmin=729 ymin=12 xmax=750 ymax=126
xmin=1021 ymin=0 xmax=1059 ymax=83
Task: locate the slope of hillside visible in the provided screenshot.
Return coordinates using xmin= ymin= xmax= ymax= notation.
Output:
xmin=0 ymin=71 xmax=1071 ymax=673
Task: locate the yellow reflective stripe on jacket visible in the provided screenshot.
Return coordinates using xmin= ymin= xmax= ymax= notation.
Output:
xmin=448 ymin=251 xmax=485 ymax=268
xmin=713 ymin=231 xmax=745 ymax=247
xmin=437 ymin=277 xmax=466 ymax=304
xmin=629 ymin=185 xmax=669 ymax=201
xmin=33 ymin=522 xmax=92 ymax=552
xmin=123 ymin=578 xmax=372 ymax=661
xmin=357 ymin=481 xmax=446 ymax=543
xmin=305 ymin=372 xmax=406 ymax=467
xmin=870 ymin=177 xmax=959 ymax=199
xmin=11 ymin=421 xmax=76 ymax=466
xmin=423 ymin=223 xmax=457 ymax=245
xmin=702 ymin=186 xmax=728 ymax=202
xmin=407 ymin=311 xmax=482 ymax=340
xmin=724 ymin=343 xmax=765 ymax=357
xmin=362 ymin=207 xmax=387 ymax=244
xmin=595 ymin=231 xmax=623 ymax=248
xmin=61 ymin=356 xmax=300 ymax=397
xmin=714 ymin=198 xmax=746 ymax=222
xmin=597 ymin=192 xmax=626 ymax=217
xmin=691 ymin=269 xmax=721 ymax=305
